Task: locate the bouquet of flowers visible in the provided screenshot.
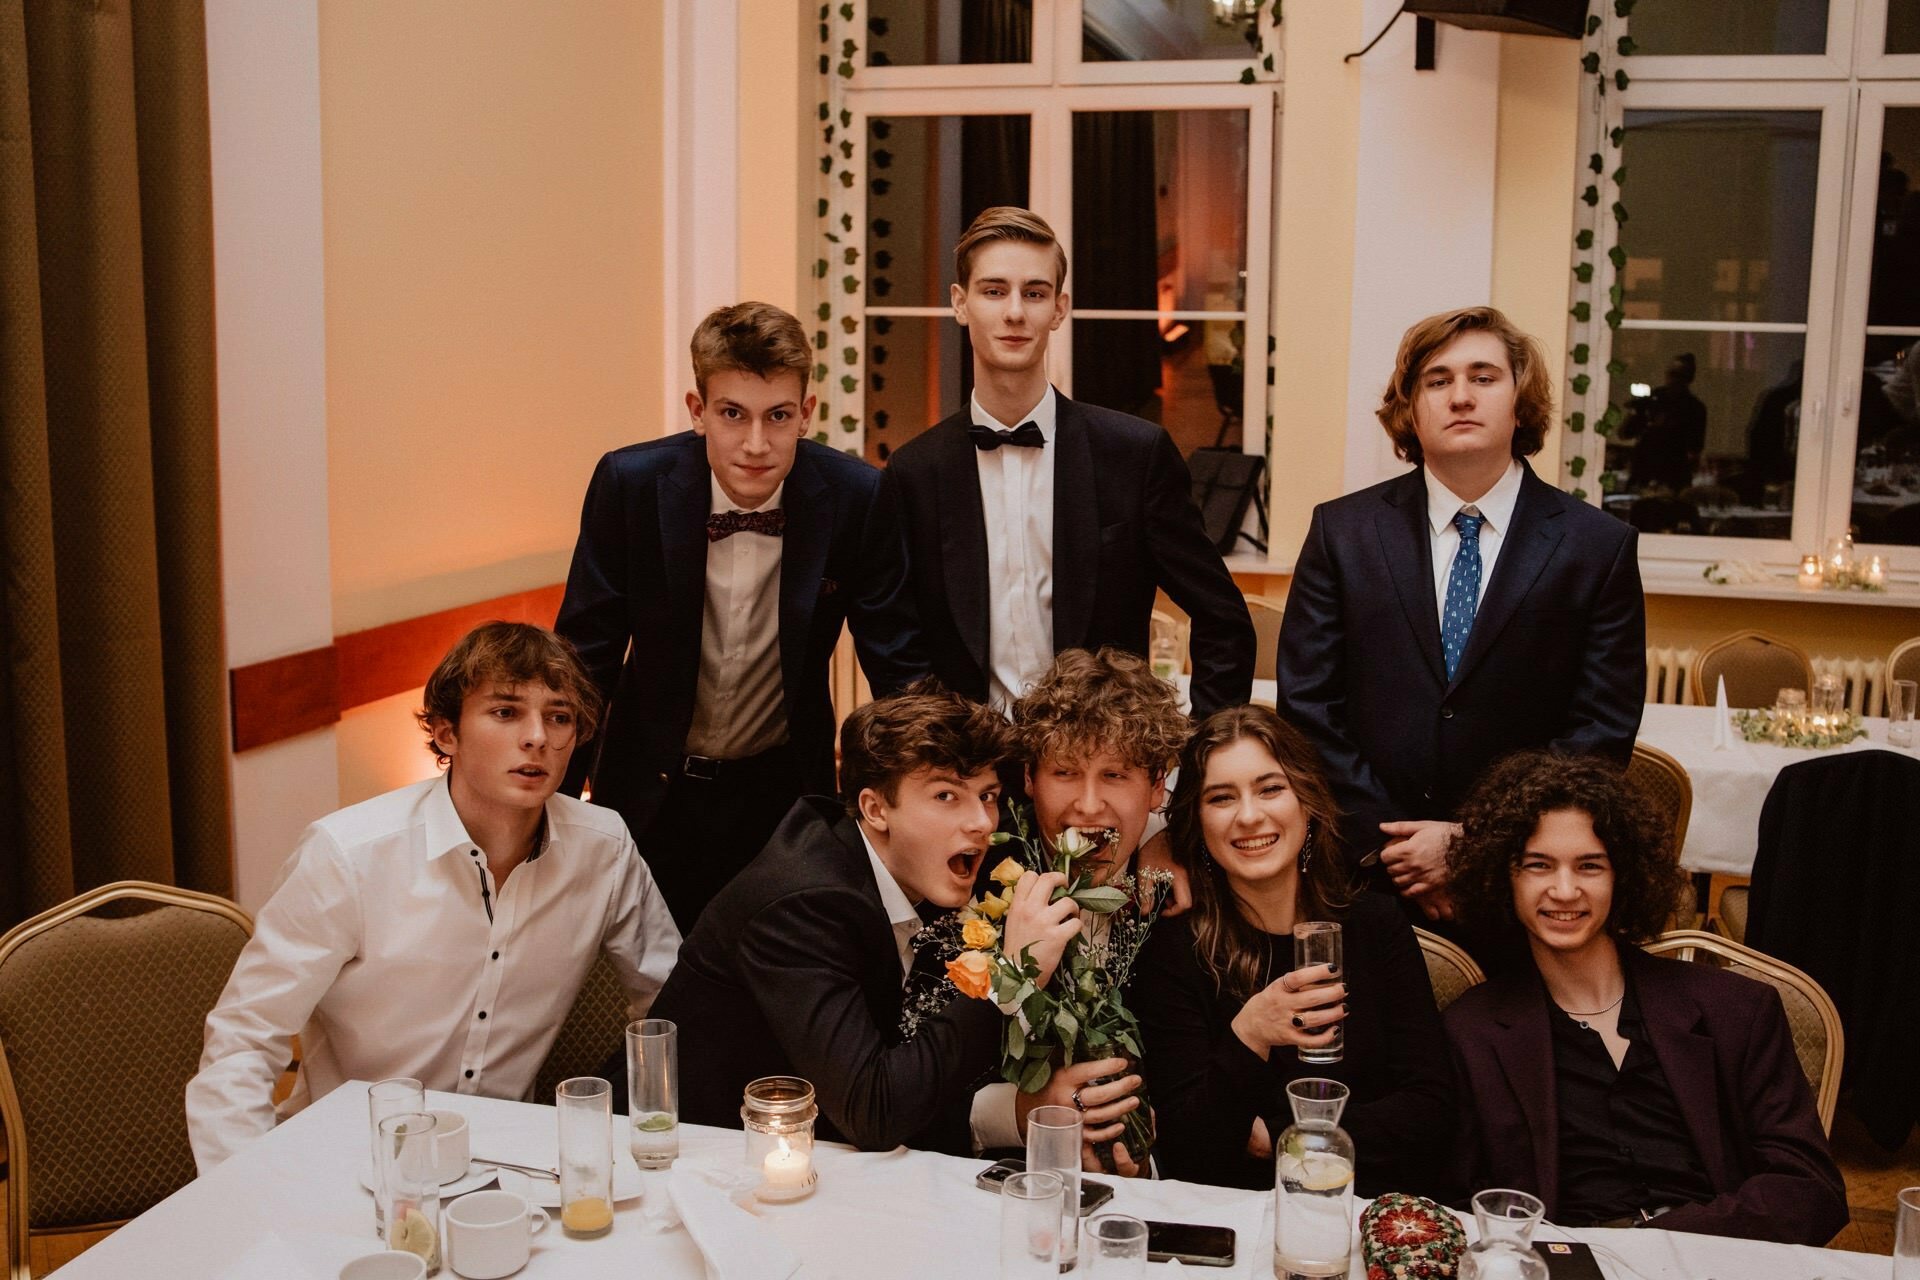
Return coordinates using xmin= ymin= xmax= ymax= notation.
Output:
xmin=941 ymin=807 xmax=1172 ymax=1169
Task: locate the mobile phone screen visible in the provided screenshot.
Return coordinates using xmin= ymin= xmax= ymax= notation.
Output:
xmin=1144 ymin=1220 xmax=1236 ymax=1266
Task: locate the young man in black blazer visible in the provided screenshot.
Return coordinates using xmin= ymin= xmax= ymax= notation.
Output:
xmin=555 ymin=303 xmax=926 ymax=929
xmin=649 ymin=683 xmax=1082 ymax=1154
xmin=880 ymin=207 xmax=1255 ymax=717
xmin=1277 ymin=307 xmax=1645 ymax=921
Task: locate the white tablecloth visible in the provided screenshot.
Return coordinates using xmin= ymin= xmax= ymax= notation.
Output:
xmin=50 ymin=1083 xmax=1889 ymax=1279
xmin=1635 ymin=702 xmax=1920 ymax=877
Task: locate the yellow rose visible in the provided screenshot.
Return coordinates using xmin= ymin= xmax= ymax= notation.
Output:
xmin=946 ymin=949 xmax=995 ymax=1000
xmin=975 ymin=890 xmax=1010 ymax=920
xmin=961 ymin=918 xmax=999 ymax=950
xmin=989 ymin=856 xmax=1025 ymax=888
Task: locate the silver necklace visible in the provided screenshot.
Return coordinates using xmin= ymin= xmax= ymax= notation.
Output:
xmin=1557 ymin=991 xmax=1625 ymax=1030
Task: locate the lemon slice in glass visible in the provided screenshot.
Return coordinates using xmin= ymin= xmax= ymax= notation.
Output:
xmin=390 ymin=1207 xmax=438 ymax=1266
xmin=636 ymin=1112 xmax=676 ymax=1132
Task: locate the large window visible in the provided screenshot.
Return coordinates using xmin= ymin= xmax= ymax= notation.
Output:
xmin=1574 ymin=0 xmax=1920 ymax=571
xmin=833 ymin=0 xmax=1278 ymax=466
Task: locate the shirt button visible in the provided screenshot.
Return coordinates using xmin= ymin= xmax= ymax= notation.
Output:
xmin=469 ymin=849 xmax=480 ymax=857
xmin=464 ymin=1069 xmax=474 ymax=1079
xmin=478 ymin=1011 xmax=488 ymax=1020
xmin=1440 ymin=707 xmax=1455 ymax=719
xmin=492 ymin=951 xmax=500 ymax=960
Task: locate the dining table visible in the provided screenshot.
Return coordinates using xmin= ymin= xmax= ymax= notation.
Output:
xmin=50 ymin=1083 xmax=1895 ymax=1279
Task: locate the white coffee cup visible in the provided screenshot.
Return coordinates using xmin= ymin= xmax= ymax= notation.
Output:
xmin=445 ymin=1189 xmax=549 ymax=1279
xmin=428 ymin=1109 xmax=471 ymax=1184
xmin=339 ymin=1251 xmax=428 ymax=1280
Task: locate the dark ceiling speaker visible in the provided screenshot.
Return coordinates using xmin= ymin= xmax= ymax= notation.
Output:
xmin=1404 ymin=0 xmax=1588 ymax=38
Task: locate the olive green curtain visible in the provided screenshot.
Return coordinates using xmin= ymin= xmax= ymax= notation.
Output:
xmin=0 ymin=0 xmax=230 ymax=926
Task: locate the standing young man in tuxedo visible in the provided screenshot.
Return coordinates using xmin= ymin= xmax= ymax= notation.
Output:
xmin=1277 ymin=307 xmax=1645 ymax=921
xmin=556 ymin=302 xmax=925 ymax=929
xmin=880 ymin=207 xmax=1254 ymax=716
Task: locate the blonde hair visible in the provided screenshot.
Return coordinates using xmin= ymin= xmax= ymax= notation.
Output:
xmin=1376 ymin=306 xmax=1553 ymax=464
xmin=953 ymin=206 xmax=1068 ymax=289
xmin=1011 ymin=647 xmax=1189 ymax=779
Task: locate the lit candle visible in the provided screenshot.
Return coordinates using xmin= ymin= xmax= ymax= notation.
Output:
xmin=1866 ymin=555 xmax=1887 ymax=587
xmin=762 ymin=1138 xmax=810 ymax=1189
xmin=1798 ymin=555 xmax=1823 ymax=590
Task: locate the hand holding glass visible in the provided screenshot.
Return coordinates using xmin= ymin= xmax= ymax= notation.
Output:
xmin=1291 ymin=922 xmax=1344 ymax=1064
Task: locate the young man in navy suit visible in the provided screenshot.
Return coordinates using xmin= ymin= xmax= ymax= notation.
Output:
xmin=881 ymin=207 xmax=1255 ymax=717
xmin=1277 ymin=307 xmax=1645 ymax=921
xmin=556 ymin=302 xmax=926 ymax=928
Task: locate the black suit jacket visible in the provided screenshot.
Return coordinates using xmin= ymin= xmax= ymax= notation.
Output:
xmin=1443 ymin=946 xmax=1847 ymax=1245
xmin=880 ymin=395 xmax=1255 ymax=715
xmin=648 ymin=797 xmax=1002 ymax=1154
xmin=1277 ymin=463 xmax=1645 ymax=856
xmin=555 ymin=433 xmax=925 ymax=828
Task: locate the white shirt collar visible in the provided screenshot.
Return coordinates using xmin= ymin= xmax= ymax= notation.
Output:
xmin=423 ymin=771 xmax=556 ymax=863
xmin=709 ymin=474 xmax=785 ymax=515
xmin=969 ymin=384 xmax=1058 ymax=443
xmin=1426 ymin=459 xmax=1523 ymax=537
xmin=857 ymin=823 xmax=924 ymax=933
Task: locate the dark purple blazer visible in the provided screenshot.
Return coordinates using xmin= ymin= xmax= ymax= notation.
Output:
xmin=1442 ymin=945 xmax=1847 ymax=1246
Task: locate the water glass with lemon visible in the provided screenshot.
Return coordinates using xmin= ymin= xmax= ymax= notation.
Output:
xmin=625 ymin=1018 xmax=679 ymax=1169
xmin=377 ymin=1112 xmax=442 ymax=1275
xmin=1273 ymin=1079 xmax=1354 ymax=1280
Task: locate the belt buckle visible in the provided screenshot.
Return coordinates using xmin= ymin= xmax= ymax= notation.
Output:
xmin=682 ymin=755 xmax=722 ymax=781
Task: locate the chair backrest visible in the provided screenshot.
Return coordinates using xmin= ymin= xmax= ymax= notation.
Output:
xmin=0 ymin=882 xmax=252 ymax=1275
xmin=1886 ymin=635 xmax=1920 ymax=694
xmin=1642 ymin=929 xmax=1843 ymax=1134
xmin=1690 ymin=629 xmax=1814 ymax=709
xmin=533 ymin=954 xmax=631 ymax=1103
xmin=1413 ymin=927 xmax=1486 ymax=1013
xmin=1246 ymin=594 xmax=1285 ymax=683
xmin=1627 ymin=741 xmax=1693 ymax=856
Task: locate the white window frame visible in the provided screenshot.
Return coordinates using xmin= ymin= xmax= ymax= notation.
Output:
xmin=1618 ymin=2 xmax=1857 ymax=80
xmin=1857 ymin=0 xmax=1920 ymax=78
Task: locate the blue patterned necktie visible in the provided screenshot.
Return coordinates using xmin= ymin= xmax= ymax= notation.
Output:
xmin=1442 ymin=509 xmax=1485 ymax=681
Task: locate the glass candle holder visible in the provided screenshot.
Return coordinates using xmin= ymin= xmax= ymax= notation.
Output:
xmin=742 ymin=1076 xmax=818 ymax=1202
xmin=1826 ymin=532 xmax=1855 ymax=576
xmin=1866 ymin=554 xmax=1889 ymax=587
xmin=1797 ymin=554 xmax=1823 ymax=590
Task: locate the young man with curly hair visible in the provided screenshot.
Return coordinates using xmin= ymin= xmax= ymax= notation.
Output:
xmin=1441 ymin=750 xmax=1846 ymax=1244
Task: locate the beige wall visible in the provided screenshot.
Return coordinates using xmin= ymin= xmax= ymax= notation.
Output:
xmin=737 ymin=0 xmax=810 ymax=312
xmin=318 ymin=0 xmax=666 ymax=801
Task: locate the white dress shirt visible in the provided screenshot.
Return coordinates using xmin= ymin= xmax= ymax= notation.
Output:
xmin=186 ymin=775 xmax=682 ymax=1171
xmin=974 ymin=387 xmax=1057 ymax=709
xmin=685 ymin=475 xmax=788 ymax=759
xmin=1426 ymin=460 xmax=1524 ymax=615
xmin=858 ymin=824 xmax=922 ymax=979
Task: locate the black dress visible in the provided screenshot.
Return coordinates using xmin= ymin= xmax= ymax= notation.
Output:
xmin=1132 ymin=890 xmax=1455 ymax=1197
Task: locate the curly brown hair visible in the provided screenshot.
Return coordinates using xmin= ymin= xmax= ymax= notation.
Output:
xmin=1166 ymin=706 xmax=1356 ymax=1002
xmin=1375 ymin=306 xmax=1553 ymax=464
xmin=838 ymin=678 xmax=1013 ymax=813
xmin=1447 ymin=750 xmax=1688 ymax=946
xmin=1010 ymin=647 xmax=1190 ymax=778
xmin=417 ymin=622 xmax=604 ymax=766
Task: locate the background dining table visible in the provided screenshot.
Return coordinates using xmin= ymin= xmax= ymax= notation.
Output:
xmin=48 ymin=1084 xmax=1895 ymax=1279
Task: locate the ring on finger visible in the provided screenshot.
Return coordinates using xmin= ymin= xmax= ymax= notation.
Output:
xmin=1071 ymin=1088 xmax=1086 ymax=1112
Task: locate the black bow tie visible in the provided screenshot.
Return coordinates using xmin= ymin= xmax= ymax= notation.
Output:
xmin=968 ymin=421 xmax=1046 ymax=452
xmin=706 ymin=509 xmax=786 ymax=542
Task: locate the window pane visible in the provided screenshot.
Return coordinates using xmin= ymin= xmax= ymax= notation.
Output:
xmin=1083 ymin=0 xmax=1257 ymax=61
xmin=866 ymin=115 xmax=1030 ymax=309
xmin=1627 ymin=0 xmax=1828 ymax=56
xmin=1886 ymin=0 xmax=1920 ymax=54
xmin=1619 ymin=110 xmax=1820 ymax=325
xmin=1072 ymin=318 xmax=1247 ymax=458
xmin=1601 ymin=329 xmax=1805 ymax=539
xmin=862 ymin=316 xmax=971 ymax=465
xmin=1071 ymin=110 xmax=1248 ymax=313
xmin=864 ymin=0 xmax=1031 ymax=67
xmin=1850 ymin=109 xmax=1920 ymax=545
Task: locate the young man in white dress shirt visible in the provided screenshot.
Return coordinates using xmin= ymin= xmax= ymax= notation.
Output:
xmin=186 ymin=622 xmax=682 ymax=1171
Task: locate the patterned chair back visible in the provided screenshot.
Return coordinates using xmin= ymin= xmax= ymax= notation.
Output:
xmin=1413 ymin=928 xmax=1485 ymax=1013
xmin=1628 ymin=741 xmax=1693 ymax=857
xmin=0 ymin=882 xmax=251 ymax=1276
xmin=533 ymin=954 xmax=630 ymax=1103
xmin=1690 ymin=629 xmax=1814 ymax=709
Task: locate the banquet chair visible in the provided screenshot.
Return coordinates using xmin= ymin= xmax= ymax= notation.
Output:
xmin=1643 ymin=929 xmax=1842 ymax=1135
xmin=1627 ymin=742 xmax=1700 ymax=927
xmin=1886 ymin=634 xmax=1920 ymax=694
xmin=1689 ymin=629 xmax=1814 ymax=709
xmin=1246 ymin=594 xmax=1284 ymax=683
xmin=1413 ymin=928 xmax=1485 ymax=1013
xmin=533 ymin=954 xmax=630 ymax=1103
xmin=1715 ymin=884 xmax=1750 ymax=944
xmin=0 ymin=881 xmax=253 ymax=1280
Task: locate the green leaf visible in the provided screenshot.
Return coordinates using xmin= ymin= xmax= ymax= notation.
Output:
xmin=1054 ymin=1008 xmax=1080 ymax=1042
xmin=842 ymin=346 xmax=857 ymax=364
xmin=1611 ymin=201 xmax=1629 ymax=225
xmin=1263 ymin=53 xmax=1274 ymax=72
xmin=839 ymin=1 xmax=853 ymax=18
xmin=1586 ymin=14 xmax=1601 ymax=34
xmin=1582 ymin=185 xmax=1599 ymax=207
xmin=1571 ymin=373 xmax=1591 ymax=395
xmin=1607 ymin=283 xmax=1624 ymax=306
xmin=814 ymin=362 xmax=829 ymax=381
xmin=816 ymin=199 xmax=829 ymax=219
xmin=840 ymin=415 xmax=857 ymax=432
xmin=1571 ymin=487 xmax=1589 ymax=501
xmin=1020 ymin=1058 xmax=1053 ymax=1093
xmin=1582 ymin=51 xmax=1600 ymax=74
xmin=1239 ymin=67 xmax=1255 ymax=84
xmin=842 ymin=275 xmax=859 ymax=294
xmin=1006 ymin=1019 xmax=1026 ymax=1059
xmin=1567 ymin=411 xmax=1586 ymax=434
xmin=817 ymin=102 xmax=829 ymax=121
xmin=1573 ymin=263 xmax=1594 ymax=284
xmin=1616 ymin=36 xmax=1637 ymax=57
xmin=1608 ymin=245 xmax=1627 ymax=269
xmin=1611 ymin=166 xmax=1627 ymax=186
xmin=1569 ymin=454 xmax=1588 ymax=477
xmin=1575 ymin=229 xmax=1594 ymax=251
xmin=817 ymin=302 xmax=832 ymax=321
xmin=1604 ymin=307 xmax=1624 ymax=329
xmin=843 ymin=246 xmax=859 ymax=264
xmin=838 ymin=60 xmax=855 ymax=78
xmin=814 ymin=330 xmax=827 ymax=350
xmin=1615 ymin=69 xmax=1630 ymax=90
xmin=1571 ymin=343 xmax=1590 ymax=364
xmin=1571 ymin=301 xmax=1591 ymax=323
xmin=840 ymin=375 xmax=857 ymax=393
xmin=1588 ymin=153 xmax=1603 ymax=174
xmin=1610 ymin=127 xmax=1626 ymax=147
xmin=1070 ymin=886 xmax=1130 ymax=914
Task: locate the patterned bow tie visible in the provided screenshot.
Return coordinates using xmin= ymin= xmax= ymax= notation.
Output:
xmin=706 ymin=509 xmax=786 ymax=542
xmin=968 ymin=421 xmax=1046 ymax=451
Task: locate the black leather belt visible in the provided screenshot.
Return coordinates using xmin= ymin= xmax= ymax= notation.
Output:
xmin=679 ymin=742 xmax=791 ymax=783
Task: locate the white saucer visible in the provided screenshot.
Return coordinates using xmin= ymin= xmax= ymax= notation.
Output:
xmin=492 ymin=1162 xmax=644 ymax=1210
xmin=358 ymin=1161 xmax=496 ymax=1199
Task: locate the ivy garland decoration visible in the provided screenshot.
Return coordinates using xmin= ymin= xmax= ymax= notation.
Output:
xmin=1562 ymin=0 xmax=1635 ymax=503
xmin=1238 ymin=0 xmax=1280 ymax=84
xmin=811 ymin=1 xmax=864 ymax=456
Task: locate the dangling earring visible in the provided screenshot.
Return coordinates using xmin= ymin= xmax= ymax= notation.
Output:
xmin=1298 ymin=819 xmax=1316 ymax=877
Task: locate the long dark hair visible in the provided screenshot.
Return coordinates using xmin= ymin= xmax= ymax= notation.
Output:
xmin=1166 ymin=706 xmax=1354 ymax=1001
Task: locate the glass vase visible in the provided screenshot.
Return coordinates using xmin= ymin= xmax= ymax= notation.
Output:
xmin=1272 ymin=1078 xmax=1354 ymax=1279
xmin=1459 ymin=1189 xmax=1549 ymax=1280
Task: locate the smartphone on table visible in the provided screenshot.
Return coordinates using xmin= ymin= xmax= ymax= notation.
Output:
xmin=974 ymin=1158 xmax=1115 ymax=1215
xmin=1144 ymin=1219 xmax=1236 ymax=1266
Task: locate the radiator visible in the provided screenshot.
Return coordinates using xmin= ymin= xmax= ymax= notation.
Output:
xmin=1643 ymin=646 xmax=1885 ymax=713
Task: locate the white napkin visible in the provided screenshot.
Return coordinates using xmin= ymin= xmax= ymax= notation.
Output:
xmin=1712 ymin=676 xmax=1732 ymax=750
xmin=668 ymin=1161 xmax=802 ymax=1280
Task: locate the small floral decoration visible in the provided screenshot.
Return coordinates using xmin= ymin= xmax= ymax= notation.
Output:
xmin=1733 ymin=708 xmax=1868 ymax=750
xmin=1359 ymin=1193 xmax=1466 ymax=1280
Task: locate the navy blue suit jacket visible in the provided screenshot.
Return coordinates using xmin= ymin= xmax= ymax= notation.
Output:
xmin=1277 ymin=463 xmax=1645 ymax=857
xmin=555 ymin=433 xmax=926 ymax=830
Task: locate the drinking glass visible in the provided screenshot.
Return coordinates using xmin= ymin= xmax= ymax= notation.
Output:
xmin=1026 ymin=1104 xmax=1083 ymax=1270
xmin=1890 ymin=680 xmax=1918 ymax=748
xmin=556 ymin=1077 xmax=614 ymax=1239
xmin=368 ymin=1078 xmax=425 ymax=1234
xmin=1896 ymin=1186 xmax=1920 ymax=1280
xmin=1085 ymin=1214 xmax=1148 ymax=1276
xmin=377 ymin=1112 xmax=441 ymax=1276
xmin=625 ymin=1018 xmax=678 ymax=1168
xmin=1292 ymin=921 xmax=1344 ymax=1064
xmin=1811 ymin=673 xmax=1845 ymax=719
xmin=1000 ymin=1170 xmax=1066 ymax=1279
